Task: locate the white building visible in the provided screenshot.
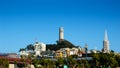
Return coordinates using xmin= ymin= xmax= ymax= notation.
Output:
xmin=70 ymin=48 xmax=79 ymax=55
xmin=34 ymin=42 xmax=46 ymax=56
xmin=60 ymin=47 xmax=80 ymax=57
xmin=9 ymin=64 xmax=19 ymax=68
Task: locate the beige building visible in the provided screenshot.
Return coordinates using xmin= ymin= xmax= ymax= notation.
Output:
xmin=70 ymin=48 xmax=79 ymax=55
xmin=60 ymin=48 xmax=70 ymax=57
xmin=55 ymin=50 xmax=63 ymax=58
xmin=55 ymin=47 xmax=80 ymax=58
xmin=9 ymin=64 xmax=19 ymax=68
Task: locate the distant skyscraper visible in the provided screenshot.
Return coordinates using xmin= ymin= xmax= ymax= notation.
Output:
xmin=59 ymin=27 xmax=64 ymax=42
xmin=103 ymin=30 xmax=110 ymax=53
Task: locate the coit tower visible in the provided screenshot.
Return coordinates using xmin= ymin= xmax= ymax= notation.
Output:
xmin=59 ymin=27 xmax=64 ymax=42
xmin=103 ymin=30 xmax=110 ymax=53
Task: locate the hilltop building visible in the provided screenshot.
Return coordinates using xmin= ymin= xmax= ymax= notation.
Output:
xmin=102 ymin=30 xmax=110 ymax=53
xmin=19 ymin=41 xmax=46 ymax=57
xmin=46 ymin=27 xmax=75 ymax=51
xmin=34 ymin=42 xmax=46 ymax=56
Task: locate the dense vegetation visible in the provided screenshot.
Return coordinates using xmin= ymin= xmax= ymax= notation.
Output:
xmin=0 ymin=58 xmax=9 ymax=68
xmin=19 ymin=39 xmax=76 ymax=52
xmin=0 ymin=52 xmax=120 ymax=68
xmin=46 ymin=40 xmax=76 ymax=51
xmin=19 ymin=44 xmax=34 ymax=52
xmin=32 ymin=53 xmax=120 ymax=68
xmin=92 ymin=53 xmax=120 ymax=68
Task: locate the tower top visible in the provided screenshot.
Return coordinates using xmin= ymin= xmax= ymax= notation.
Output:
xmin=104 ymin=29 xmax=108 ymax=41
xmin=59 ymin=27 xmax=64 ymax=31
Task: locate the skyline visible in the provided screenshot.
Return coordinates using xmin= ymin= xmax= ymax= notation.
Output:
xmin=0 ymin=0 xmax=120 ymax=53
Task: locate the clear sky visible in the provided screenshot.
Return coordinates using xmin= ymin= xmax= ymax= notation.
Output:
xmin=0 ymin=0 xmax=120 ymax=53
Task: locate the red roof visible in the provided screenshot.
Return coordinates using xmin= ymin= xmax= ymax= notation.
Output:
xmin=0 ymin=57 xmax=31 ymax=64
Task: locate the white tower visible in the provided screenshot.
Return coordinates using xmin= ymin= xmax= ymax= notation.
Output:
xmin=59 ymin=27 xmax=64 ymax=41
xmin=103 ymin=30 xmax=110 ymax=53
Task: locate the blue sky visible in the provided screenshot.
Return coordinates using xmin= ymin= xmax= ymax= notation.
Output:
xmin=0 ymin=0 xmax=120 ymax=53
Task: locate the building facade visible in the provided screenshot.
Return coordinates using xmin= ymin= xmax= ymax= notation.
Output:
xmin=34 ymin=42 xmax=46 ymax=56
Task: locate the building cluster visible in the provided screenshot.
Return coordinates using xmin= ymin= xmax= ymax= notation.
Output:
xmin=0 ymin=27 xmax=111 ymax=68
xmin=19 ymin=42 xmax=89 ymax=58
xmin=19 ymin=41 xmax=80 ymax=58
xmin=0 ymin=53 xmax=18 ymax=58
xmin=19 ymin=27 xmax=110 ymax=58
xmin=20 ymin=42 xmax=46 ymax=57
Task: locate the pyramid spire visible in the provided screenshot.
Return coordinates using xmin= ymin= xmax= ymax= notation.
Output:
xmin=103 ymin=29 xmax=110 ymax=53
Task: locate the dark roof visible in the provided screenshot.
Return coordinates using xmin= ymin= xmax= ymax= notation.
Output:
xmin=0 ymin=53 xmax=9 ymax=57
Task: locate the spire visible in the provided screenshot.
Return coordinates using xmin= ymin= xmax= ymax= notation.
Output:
xmin=104 ymin=29 xmax=108 ymax=41
xmin=103 ymin=29 xmax=110 ymax=53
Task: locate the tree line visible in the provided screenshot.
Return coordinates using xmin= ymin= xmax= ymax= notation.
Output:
xmin=32 ymin=52 xmax=120 ymax=68
xmin=0 ymin=52 xmax=120 ymax=68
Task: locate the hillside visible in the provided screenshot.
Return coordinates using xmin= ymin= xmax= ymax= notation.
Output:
xmin=46 ymin=39 xmax=76 ymax=51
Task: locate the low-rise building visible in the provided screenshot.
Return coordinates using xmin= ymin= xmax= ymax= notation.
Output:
xmin=41 ymin=50 xmax=55 ymax=58
xmin=55 ymin=50 xmax=63 ymax=58
xmin=8 ymin=53 xmax=18 ymax=58
xmin=70 ymin=48 xmax=78 ymax=55
xmin=0 ymin=53 xmax=18 ymax=58
xmin=60 ymin=48 xmax=70 ymax=57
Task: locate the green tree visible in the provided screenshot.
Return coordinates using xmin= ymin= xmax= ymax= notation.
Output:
xmin=109 ymin=57 xmax=118 ymax=68
xmin=26 ymin=44 xmax=34 ymax=51
xmin=0 ymin=58 xmax=9 ymax=68
xmin=68 ymin=57 xmax=78 ymax=68
xmin=92 ymin=53 xmax=119 ymax=68
xmin=32 ymin=59 xmax=56 ymax=68
xmin=19 ymin=48 xmax=25 ymax=52
xmin=56 ymin=58 xmax=65 ymax=67
xmin=115 ymin=55 xmax=120 ymax=67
